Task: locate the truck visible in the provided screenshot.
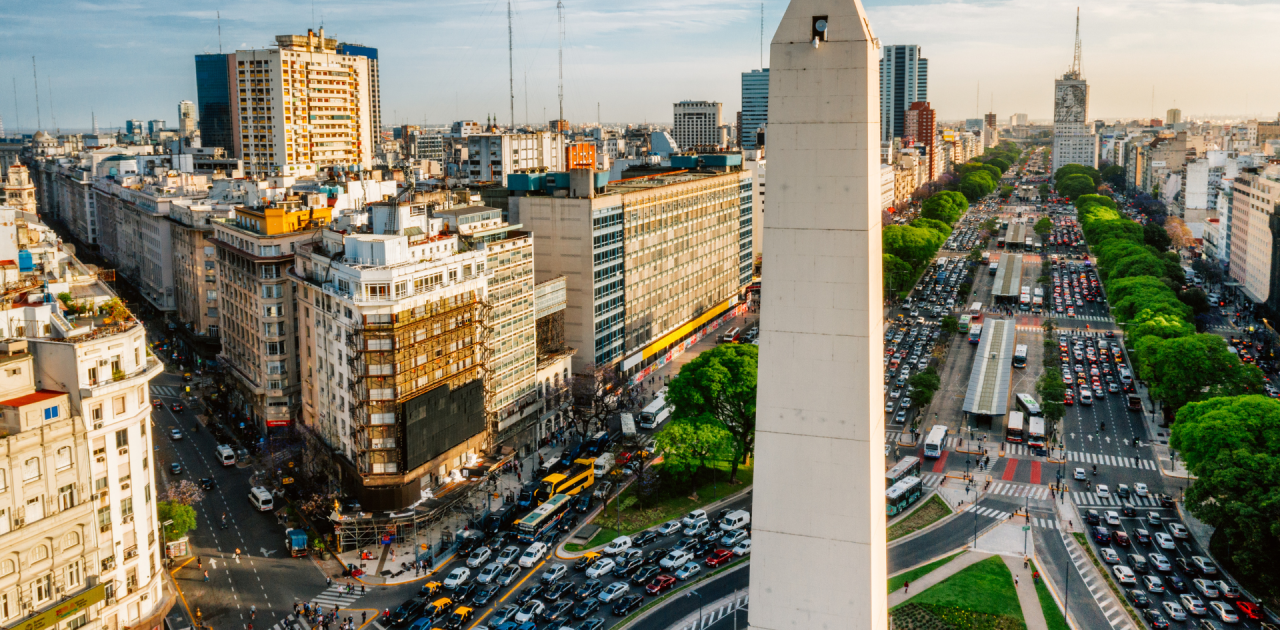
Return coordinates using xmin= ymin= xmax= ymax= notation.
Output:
xmin=1126 ymin=394 xmax=1143 ymax=412
xmin=286 ymin=529 xmax=308 ymax=557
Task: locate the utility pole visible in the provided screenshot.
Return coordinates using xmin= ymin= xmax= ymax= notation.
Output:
xmin=760 ymin=3 xmax=764 ymax=69
xmin=31 ymin=57 xmax=41 ymax=131
xmin=507 ymin=0 xmax=515 ymax=129
xmin=557 ymin=0 xmax=565 ymax=126
xmin=217 ymin=10 xmax=223 ymax=54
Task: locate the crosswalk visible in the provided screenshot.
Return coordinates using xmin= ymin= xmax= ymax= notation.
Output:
xmin=1064 ymin=451 xmax=1158 ymax=470
xmin=986 ymin=481 xmax=1052 ymax=501
xmin=1031 ymin=516 xmax=1060 ymax=530
xmin=884 ymin=433 xmax=994 ymax=451
xmin=1072 ymin=492 xmax=1169 ymax=508
xmin=266 ymin=614 xmax=380 ymax=630
xmin=1015 ymin=325 xmax=1045 ymax=332
xmin=959 ymin=503 xmax=1012 ymax=520
xmin=309 ymin=584 xmax=365 ymax=610
xmin=1056 ymin=313 xmax=1113 ymax=322
xmin=150 ymin=385 xmax=182 ymax=397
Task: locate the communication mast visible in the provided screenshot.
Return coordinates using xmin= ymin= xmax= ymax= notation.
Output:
xmin=508 ymin=0 xmax=515 ymax=129
xmin=557 ymin=0 xmax=565 ymax=126
xmin=1070 ymin=7 xmax=1082 ymax=78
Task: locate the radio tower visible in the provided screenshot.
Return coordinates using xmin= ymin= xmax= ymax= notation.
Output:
xmin=1070 ymin=7 xmax=1082 ymax=78
xmin=557 ymin=0 xmax=565 ymax=128
xmin=507 ymin=0 xmax=515 ymax=129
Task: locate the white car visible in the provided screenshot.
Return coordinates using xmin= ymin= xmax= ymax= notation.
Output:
xmin=1104 ymin=511 xmax=1121 ymax=526
xmin=597 ymin=581 xmax=630 ymax=603
xmin=585 ymin=557 xmax=616 ymax=579
xmin=518 ymin=542 xmax=548 ymax=568
xmin=1100 ymin=548 xmax=1120 ymax=564
xmin=603 ymin=536 xmax=633 ymax=555
xmin=1149 ymin=553 xmax=1171 ymax=572
xmin=540 ymin=564 xmax=568 ymax=584
xmin=1179 ymin=594 xmax=1207 ymax=616
xmin=1073 ymin=467 xmax=1086 ymax=480
xmin=496 ymin=545 xmax=520 ymax=567
xmin=1096 ymin=484 xmax=1110 ymax=498
xmin=1153 ymin=532 xmax=1176 ymax=550
xmin=443 ymin=567 xmax=470 ymax=589
xmin=660 ymin=550 xmax=693 ymax=569
xmin=476 ymin=562 xmax=501 ymax=584
xmin=1142 ymin=575 xmax=1165 ymax=593
xmin=657 ymin=521 xmax=682 ymax=536
xmin=466 ymin=546 xmax=492 ymax=568
xmin=1162 ymin=600 xmax=1187 ymax=621
xmin=721 ymin=529 xmax=749 ymax=548
xmin=675 ymin=561 xmax=702 ymax=580
xmin=1209 ymin=601 xmax=1238 ymax=624
xmin=1133 ymin=482 xmax=1149 ymax=497
xmin=514 ymin=601 xmax=544 ymax=623
xmin=1113 ymin=565 xmax=1136 ymax=585
xmin=681 ymin=509 xmax=708 ymax=528
xmin=1169 ymin=523 xmax=1189 ymax=539
xmin=732 ymin=539 xmax=752 ymax=556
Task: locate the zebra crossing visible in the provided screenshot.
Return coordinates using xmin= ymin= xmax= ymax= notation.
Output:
xmin=1072 ymin=492 xmax=1169 ymax=508
xmin=309 ymin=584 xmax=365 ymax=609
xmin=266 ymin=614 xmax=378 ymax=630
xmin=883 ymin=433 xmax=989 ymax=451
xmin=986 ymin=481 xmax=1052 ymax=501
xmin=959 ymin=503 xmax=1012 ymax=520
xmin=150 ymin=385 xmax=182 ymax=397
xmin=1031 ymin=516 xmax=1060 ymax=530
xmin=1065 ymin=451 xmax=1157 ymax=470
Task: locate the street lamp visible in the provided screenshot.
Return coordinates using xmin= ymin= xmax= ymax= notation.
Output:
xmin=161 ymin=519 xmax=174 ymax=561
xmin=687 ymin=590 xmax=704 ymax=628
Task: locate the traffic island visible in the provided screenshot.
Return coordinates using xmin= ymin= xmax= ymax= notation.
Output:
xmin=890 ymin=555 xmax=1026 ymax=630
xmin=889 ymin=494 xmax=954 ymax=542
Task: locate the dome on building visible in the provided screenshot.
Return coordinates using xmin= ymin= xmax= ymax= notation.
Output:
xmin=32 ymin=130 xmax=54 ymax=143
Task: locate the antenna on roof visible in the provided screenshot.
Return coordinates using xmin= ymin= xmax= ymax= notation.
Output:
xmin=557 ymin=0 xmax=565 ymax=128
xmin=217 ymin=10 xmax=223 ymax=54
xmin=1071 ymin=7 xmax=1082 ymax=78
xmin=508 ymin=0 xmax=515 ymax=130
xmin=31 ymin=57 xmax=41 ymax=131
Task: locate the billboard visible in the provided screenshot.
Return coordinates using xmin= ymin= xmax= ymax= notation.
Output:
xmin=1054 ymin=82 xmax=1087 ymax=123
xmin=403 ymin=379 xmax=485 ymax=471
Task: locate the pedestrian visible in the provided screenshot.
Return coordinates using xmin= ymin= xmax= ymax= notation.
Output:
xmin=198 ymin=557 xmax=203 ymax=570
xmin=1014 ymin=575 xmax=1020 ymax=587
xmin=235 ymin=548 xmax=241 ymax=559
xmin=294 ymin=603 xmax=300 ymax=616
xmin=361 ymin=584 xmax=366 ymax=595
xmin=203 ymin=570 xmax=209 ymax=582
xmin=904 ymin=580 xmax=910 ymax=594
xmin=362 ymin=612 xmax=367 ymax=625
xmin=1024 ymin=557 xmax=1029 ymax=569
xmin=327 ymin=576 xmax=332 ymax=587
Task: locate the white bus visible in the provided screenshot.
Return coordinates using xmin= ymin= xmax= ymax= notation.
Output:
xmin=1012 ymin=344 xmax=1028 ymax=368
xmin=1006 ymin=411 xmax=1025 ymax=443
xmin=1016 ymin=393 xmax=1041 ymax=416
xmin=639 ymin=391 xmax=670 ymax=429
xmin=923 ymin=425 xmax=948 ymax=459
xmin=1027 ymin=415 xmax=1047 ymax=449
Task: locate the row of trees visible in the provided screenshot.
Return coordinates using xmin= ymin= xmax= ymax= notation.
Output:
xmin=883 ymin=191 xmax=971 ymax=296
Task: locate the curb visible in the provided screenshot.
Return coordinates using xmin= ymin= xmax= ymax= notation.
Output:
xmin=614 ymin=559 xmax=751 ymax=630
xmin=887 ymin=547 xmax=969 ymax=578
xmin=890 ymin=495 xmax=972 ymax=548
xmin=1030 ymin=548 xmax=1079 ymax=630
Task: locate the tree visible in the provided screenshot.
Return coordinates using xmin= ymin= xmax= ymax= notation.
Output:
xmin=920 ymin=191 xmax=969 ymax=225
xmin=665 ymin=343 xmax=757 ymax=482
xmin=1054 ymin=163 xmax=1100 ymax=187
xmin=1100 ymin=165 xmax=1126 ymax=189
xmin=1042 ymin=318 xmax=1057 ymax=336
xmin=1136 ymin=334 xmax=1266 ymax=414
xmin=883 ymin=254 xmax=914 ymax=294
xmin=883 ymin=225 xmax=946 ymax=271
xmin=162 ymin=480 xmax=206 ymax=506
xmin=158 ymin=501 xmax=198 ymax=540
xmin=1144 ymin=221 xmax=1173 ymax=251
xmin=1191 ymin=258 xmax=1224 ymax=286
xmin=569 ymin=364 xmax=627 ymax=442
xmin=1033 ymin=217 xmax=1052 ymax=236
xmin=1038 ymin=183 xmax=1051 ymax=199
xmin=1170 ymin=395 xmax=1280 ymax=603
xmin=1165 ymin=216 xmax=1193 ymax=251
xmin=959 ymin=172 xmax=996 ymax=202
xmin=1056 ymin=173 xmax=1097 ymax=200
xmin=940 ymin=316 xmax=960 ymax=335
xmin=1179 ymin=288 xmax=1211 ymax=315
xmin=652 ymin=418 xmax=734 ymax=482
xmin=907 ymin=369 xmax=941 ymax=408
xmin=1036 ymin=369 xmax=1067 ymax=434
xmin=910 ymin=217 xmax=953 ymax=238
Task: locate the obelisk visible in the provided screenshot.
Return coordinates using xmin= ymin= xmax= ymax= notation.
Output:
xmin=749 ymin=0 xmax=886 ymax=628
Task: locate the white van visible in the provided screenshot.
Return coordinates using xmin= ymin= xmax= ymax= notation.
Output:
xmin=248 ymin=486 xmax=274 ymax=511
xmin=681 ymin=509 xmax=707 ymax=528
xmin=719 ymin=510 xmax=751 ymax=531
xmin=683 ymin=518 xmax=709 ymax=536
xmin=217 ymin=445 xmax=236 ymax=466
xmin=602 ymin=535 xmax=633 ymax=555
xmin=593 ymin=453 xmax=615 ymax=477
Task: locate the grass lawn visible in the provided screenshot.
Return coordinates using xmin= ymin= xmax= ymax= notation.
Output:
xmin=901 ymin=555 xmax=1024 ymax=622
xmin=563 ymin=460 xmax=753 ymax=552
xmin=888 ymin=552 xmax=965 ymax=593
xmin=888 ymin=493 xmax=953 ymax=541
xmin=1028 ymin=560 xmax=1069 ymax=630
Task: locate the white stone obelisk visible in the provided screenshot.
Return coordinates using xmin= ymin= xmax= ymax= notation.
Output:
xmin=749 ymin=0 xmax=885 ymax=628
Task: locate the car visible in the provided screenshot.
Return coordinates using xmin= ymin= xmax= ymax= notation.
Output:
xmin=170 ymin=428 xmax=183 ymax=440
xmin=1093 ymin=526 xmax=1111 ymax=544
xmin=199 ymin=477 xmax=216 ymax=490
xmin=171 ymin=402 xmax=184 ymax=413
xmin=706 ymin=549 xmax=734 ymax=567
xmin=443 ymin=567 xmax=470 ymax=589
xmin=576 ymin=618 xmax=606 ymax=630
xmin=1163 ymin=600 xmax=1189 ymax=621
xmin=732 ymin=539 xmax=752 ymax=556
xmin=494 ymin=545 xmax=520 ymax=567
xmin=632 ymin=530 xmax=659 ymax=547
xmin=514 ymin=585 xmax=543 ymax=605
xmin=519 ymin=542 xmax=548 ymax=567
xmin=673 ymin=537 xmax=699 ymax=552
xmin=1169 ymin=523 xmax=1190 ymax=539
xmin=419 ymin=581 xmax=442 ymax=598
xmin=1143 ymin=609 xmax=1170 ymax=629
xmin=1122 ymin=503 xmax=1137 ymax=518
xmin=1074 ymin=467 xmax=1086 ymax=480
xmin=1179 ymin=594 xmax=1208 ymax=616
xmin=1154 ymin=533 xmax=1175 ymax=550
xmin=1149 ymin=553 xmax=1171 ymax=572
xmin=1133 ymin=529 xmax=1151 ymax=546
xmin=1147 ymin=512 xmax=1162 ymax=527
xmin=514 ymin=601 xmax=544 ymax=623
xmin=153 ymin=400 xmax=163 ymax=408
xmin=540 ymin=564 xmax=568 ymax=584
xmin=1177 ymin=557 xmax=1198 ymax=575
xmin=630 ymin=565 xmax=660 ymax=586
xmin=390 ymin=599 xmax=426 ymax=625
xmin=471 ymin=584 xmax=499 ymax=606
xmin=1134 ymin=482 xmax=1149 ymax=497
xmin=1167 ymin=574 xmax=1187 ymax=592
xmin=660 ymin=550 xmax=692 ymax=569
xmin=450 ymin=583 xmax=477 ymax=605
xmin=1114 ymin=565 xmax=1136 ymax=585
xmin=1128 ymin=589 xmax=1150 ymax=608
xmin=1234 ymin=601 xmax=1263 ymax=620
xmin=497 ymin=565 xmax=521 ymax=586
xmin=1114 ymin=531 xmax=1131 ymax=547
xmin=720 ymin=529 xmax=748 ymax=548
xmin=1192 ymin=556 xmax=1217 ymax=575
xmin=1208 ymin=601 xmax=1238 ymax=624
xmin=597 ymin=581 xmax=629 ymax=603
xmin=646 ymin=574 xmax=677 ymax=596
xmin=1215 ymin=580 xmax=1240 ymax=600
xmin=574 ymin=579 xmax=603 ymax=602
xmin=169 ymin=462 xmax=182 ymax=475
xmin=1096 ymin=484 xmax=1110 ymax=498
xmin=585 ymin=558 xmax=616 ymax=579
xmin=1193 ymin=579 xmax=1220 ymax=599
xmin=1105 ymin=510 xmax=1121 ymax=526
xmin=476 ymin=562 xmax=501 ymax=584
xmin=440 ymin=606 xmax=473 ymax=630
xmin=1086 ymin=509 xmax=1101 ymax=525
xmin=544 ymin=580 xmax=574 ymax=602
xmin=1142 ymin=575 xmax=1165 ymax=593
xmin=574 ymin=552 xmax=601 ymax=571
xmin=1157 ymin=494 xmax=1175 ymax=509
xmin=675 ymin=562 xmax=702 ymax=580
xmin=467 ymin=547 xmax=492 ymax=568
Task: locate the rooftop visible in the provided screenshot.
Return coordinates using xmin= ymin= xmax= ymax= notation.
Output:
xmin=0 ymin=389 xmax=64 ymax=408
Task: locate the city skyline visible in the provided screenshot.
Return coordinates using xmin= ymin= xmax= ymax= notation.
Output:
xmin=1 ymin=0 xmax=1278 ymax=133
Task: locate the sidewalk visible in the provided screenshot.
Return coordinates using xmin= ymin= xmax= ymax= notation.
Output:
xmin=888 ymin=552 xmax=988 ymax=607
xmin=1003 ymin=555 xmax=1051 ymax=630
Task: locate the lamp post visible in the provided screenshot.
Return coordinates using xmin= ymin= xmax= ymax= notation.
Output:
xmin=161 ymin=519 xmax=173 ymax=562
xmin=687 ymin=590 xmax=704 ymax=628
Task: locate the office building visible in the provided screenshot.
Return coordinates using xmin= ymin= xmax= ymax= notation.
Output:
xmin=169 ymin=200 xmax=230 ymax=340
xmin=879 ymin=45 xmax=928 ymax=142
xmin=178 ymin=100 xmax=197 ymax=137
xmin=464 ymin=132 xmax=565 ymax=184
xmin=337 ymin=43 xmax=382 ymax=136
xmin=1227 ymin=165 xmax=1280 ymax=304
xmin=233 ymin=28 xmax=374 ymax=177
xmin=212 ymin=194 xmax=333 ymax=432
xmin=985 ymin=113 xmax=997 ymax=129
xmin=903 ymin=101 xmax=937 ymax=182
xmin=194 ymin=54 xmax=235 ymax=155
xmin=1167 ymin=109 xmax=1182 ymax=125
xmin=740 ymin=69 xmax=769 ymax=150
xmin=672 ymin=101 xmax=725 ymax=151
xmin=125 ymin=121 xmax=144 ymax=136
xmin=1011 ymin=113 xmax=1029 ymax=127
xmin=146 ymin=121 xmax=165 ymax=137
xmin=513 ymin=158 xmax=752 ymax=376
xmin=1052 ymin=17 xmax=1099 ymax=173
xmin=750 ymin=0 xmax=886 ymax=626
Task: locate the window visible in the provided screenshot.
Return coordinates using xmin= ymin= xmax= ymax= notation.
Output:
xmin=125 ymin=569 xmax=138 ymax=594
xmin=113 ymin=396 xmax=125 ymax=415
xmin=115 ymin=428 xmax=129 ymax=448
xmin=91 ymin=405 xmax=102 ymax=422
xmin=97 ymin=506 xmax=111 ymax=530
xmin=0 ymin=561 xmax=12 ymax=577
xmin=63 ymin=532 xmax=80 ymax=549
xmin=0 ymin=469 xmax=6 ymax=491
xmin=264 ymin=304 xmax=282 ymax=317
xmin=394 ymin=281 xmax=408 ymax=298
xmin=265 ymin=341 xmax=286 ymax=355
xmin=0 ymin=591 xmax=10 ymax=619
xmin=121 ymin=497 xmax=133 ymax=519
xmin=118 ymin=462 xmax=130 ymax=485
xmin=59 ymin=484 xmax=75 ymax=510
xmin=55 ymin=447 xmax=71 ymax=470
xmin=43 ymin=405 xmax=58 ymax=421
xmin=366 ymin=283 xmax=390 ymax=299
xmin=22 ymin=457 xmax=39 ymax=481
xmin=261 ymin=284 xmax=283 ymax=298
xmin=26 ymin=495 xmax=44 ymax=523
xmin=33 ymin=575 xmax=51 ymax=603
xmin=28 ymin=545 xmax=48 ymax=563
xmin=66 ymin=614 xmax=87 ymax=630
xmin=88 ymin=367 xmax=98 ymax=385
xmin=0 ymin=510 xmax=8 ymax=536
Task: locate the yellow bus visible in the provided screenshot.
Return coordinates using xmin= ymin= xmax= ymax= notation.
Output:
xmin=534 ymin=458 xmax=595 ymax=503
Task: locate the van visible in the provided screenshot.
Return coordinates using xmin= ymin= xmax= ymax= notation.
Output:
xmin=248 ymin=486 xmax=274 ymax=511
xmin=681 ymin=509 xmax=708 ymax=528
xmin=719 ymin=510 xmax=751 ymax=531
xmin=602 ymin=536 xmax=632 ymax=555
xmin=721 ymin=327 xmax=740 ymax=343
xmin=592 ymin=453 xmax=615 ymax=477
xmin=217 ymin=445 xmax=236 ymax=466
xmin=683 ymin=518 xmax=709 ymax=536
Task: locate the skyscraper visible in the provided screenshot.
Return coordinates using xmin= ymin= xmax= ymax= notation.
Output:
xmin=178 ymin=99 xmax=197 ymax=137
xmin=672 ymin=101 xmax=725 ymax=150
xmin=984 ymin=112 xmax=997 ymax=129
xmin=879 ymin=45 xmax=928 ymax=142
xmin=337 ymin=43 xmax=382 ymax=136
xmin=1167 ymin=108 xmax=1183 ymax=125
xmin=741 ymin=69 xmax=769 ymax=150
xmin=905 ymin=101 xmax=937 ymax=182
xmin=195 ymin=53 xmax=235 ymax=154
xmin=1052 ymin=11 xmax=1099 ymax=173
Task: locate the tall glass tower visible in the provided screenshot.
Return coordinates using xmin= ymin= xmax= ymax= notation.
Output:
xmin=741 ymin=69 xmax=769 ymax=150
xmin=879 ymin=45 xmax=928 ymax=142
xmin=194 ymin=53 xmax=234 ymax=154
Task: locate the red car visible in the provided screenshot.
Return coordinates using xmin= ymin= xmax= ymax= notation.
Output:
xmin=645 ymin=574 xmax=676 ymax=596
xmin=705 ymin=549 xmax=734 ymax=567
xmin=1235 ymin=601 xmax=1263 ymax=620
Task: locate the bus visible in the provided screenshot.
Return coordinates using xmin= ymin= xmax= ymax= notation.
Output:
xmin=989 ymin=262 xmax=999 ymax=275
xmin=1027 ymin=416 xmax=1047 ymax=450
xmin=1019 ymin=293 xmax=1032 ymax=311
xmin=885 ymin=456 xmax=922 ymax=488
xmin=886 ymin=477 xmax=924 ymax=516
xmin=957 ymin=314 xmax=971 ymax=333
xmin=1006 ymin=410 xmax=1025 ymax=443
xmin=1012 ymin=344 xmax=1028 ymax=368
xmin=514 ymin=494 xmax=572 ymax=542
xmin=997 ymin=237 xmax=1006 ymax=248
xmin=639 ymin=392 xmax=669 ymax=429
xmin=534 ymin=459 xmax=596 ymax=503
xmin=968 ymin=324 xmax=983 ymax=344
xmin=969 ymin=303 xmax=983 ymax=320
xmin=922 ymin=425 xmax=948 ymax=459
xmin=721 ymin=327 xmax=741 ymax=343
xmin=1016 ymin=393 xmax=1041 ymax=416
xmin=981 ymin=252 xmax=990 ymax=264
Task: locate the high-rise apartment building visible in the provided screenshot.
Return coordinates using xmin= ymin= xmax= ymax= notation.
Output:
xmin=169 ymin=200 xmax=229 ymax=340
xmin=1227 ymin=165 xmax=1280 ymax=305
xmin=672 ymin=101 xmax=725 ymax=151
xmin=178 ymin=100 xmax=197 ymax=137
xmin=740 ymin=69 xmax=769 ymax=150
xmin=513 ymin=159 xmax=752 ymax=374
xmin=984 ymin=113 xmax=997 ymax=129
xmin=194 ymin=54 xmax=235 ymax=155
xmin=1052 ymin=17 xmax=1099 ymax=173
xmin=464 ymin=132 xmax=565 ymax=184
xmin=336 ymin=43 xmax=382 ymax=136
xmin=904 ymin=102 xmax=937 ymax=183
xmin=233 ymin=28 xmax=374 ymax=178
xmin=1167 ymin=108 xmax=1182 ymax=125
xmin=1010 ymin=113 xmax=1029 ymax=127
xmin=146 ymin=121 xmax=165 ymax=137
xmin=879 ymin=45 xmax=928 ymax=142
xmin=212 ymin=195 xmax=333 ymax=432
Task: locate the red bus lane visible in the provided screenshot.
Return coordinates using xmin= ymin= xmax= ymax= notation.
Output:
xmin=1001 ymin=458 xmax=1018 ymax=481
xmin=1029 ymin=461 xmax=1042 ymax=485
xmin=931 ymin=450 xmax=949 ymax=474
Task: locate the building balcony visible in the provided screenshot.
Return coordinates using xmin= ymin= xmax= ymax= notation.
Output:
xmin=81 ymin=356 xmax=164 ymax=401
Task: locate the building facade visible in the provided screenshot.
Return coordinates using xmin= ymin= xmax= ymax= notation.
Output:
xmin=1227 ymin=165 xmax=1280 ymax=303
xmin=740 ymin=70 xmax=769 ymax=151
xmin=1052 ymin=72 xmax=1099 ymax=173
xmin=672 ymin=101 xmax=725 ymax=151
xmin=194 ymin=54 xmax=235 ymax=156
xmin=879 ymin=45 xmax=928 ymax=142
xmin=464 ymin=132 xmax=565 ymax=185
xmin=903 ymin=102 xmax=937 ymax=183
xmin=3 ymin=165 xmax=36 ymax=213
xmin=336 ymin=44 xmax=382 ymax=138
xmin=169 ymin=201 xmax=228 ymax=340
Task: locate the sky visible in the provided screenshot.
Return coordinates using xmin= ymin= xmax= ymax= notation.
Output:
xmin=1 ymin=0 xmax=1278 ymax=134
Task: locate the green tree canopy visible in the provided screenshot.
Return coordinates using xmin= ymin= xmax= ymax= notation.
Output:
xmin=986 ymin=157 xmax=1011 ymax=174
xmin=665 ymin=343 xmax=758 ymax=481
xmin=1057 ymin=173 xmax=1097 ymax=200
xmin=910 ymin=217 xmax=953 ymax=238
xmin=158 ymin=501 xmax=198 ymax=540
xmin=1033 ymin=217 xmax=1052 ymax=236
xmin=1054 ymin=163 xmax=1100 ymax=187
xmin=1100 ymin=165 xmax=1126 ymax=188
xmin=1170 ymin=395 xmax=1280 ymax=602
xmin=1178 ymin=288 xmax=1211 ymax=315
xmin=1144 ymin=221 xmax=1173 ymax=250
xmin=908 ymin=369 xmax=941 ymax=408
xmin=884 ymin=253 xmax=914 ymax=293
xmin=959 ymin=171 xmax=996 ymax=202
xmin=1136 ymin=333 xmax=1266 ymax=412
xmin=920 ymin=191 xmax=969 ymax=225
xmin=652 ymin=417 xmax=735 ymax=482
xmin=1038 ymin=183 xmax=1051 ymax=198
xmin=883 ymin=225 xmax=946 ymax=271
xmin=940 ymin=315 xmax=960 ymax=335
